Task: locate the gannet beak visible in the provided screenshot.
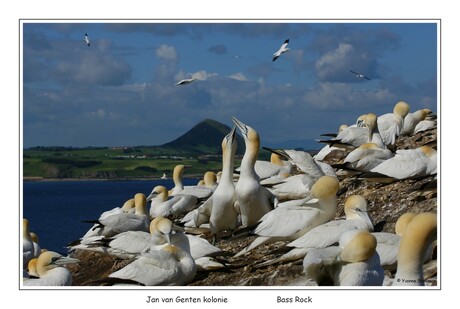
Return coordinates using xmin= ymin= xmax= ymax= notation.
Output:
xmin=355 ymin=208 xmax=375 ymax=231
xmin=232 ymin=117 xmax=248 ymax=137
xmin=229 ymin=126 xmax=237 ymax=143
xmin=52 ymin=256 xmax=80 ymax=266
xmin=146 ymin=192 xmax=157 ymax=202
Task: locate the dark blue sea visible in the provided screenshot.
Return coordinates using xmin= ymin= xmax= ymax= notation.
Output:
xmin=22 ymin=179 xmax=198 ymax=253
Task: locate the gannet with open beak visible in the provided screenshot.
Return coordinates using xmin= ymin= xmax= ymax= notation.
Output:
xmin=393 ymin=212 xmax=437 ymax=286
xmin=303 ymin=229 xmax=384 ymax=286
xmin=377 ymin=101 xmax=410 ymax=145
xmin=258 ymin=195 xmax=374 ymax=267
xmin=147 ymin=185 xmax=198 ymax=219
xmin=23 ymin=251 xmax=80 ymax=286
xmin=235 ymin=176 xmax=339 ymax=257
xmin=232 ymin=117 xmax=277 ymax=228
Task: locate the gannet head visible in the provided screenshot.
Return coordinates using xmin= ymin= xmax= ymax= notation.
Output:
xmin=344 ymin=195 xmax=374 ymax=230
xmin=340 ymin=230 xmax=377 ymax=263
xmin=23 ymin=218 xmax=31 ymax=239
xmin=173 ymin=165 xmax=186 ymax=184
xmin=30 ymin=232 xmax=39 ymax=244
xmin=270 ymin=153 xmax=284 ymax=166
xmin=203 ymin=171 xmax=217 ymax=187
xmin=310 ymin=176 xmax=340 ymax=200
xmin=121 ymin=198 xmax=135 ymax=212
xmin=147 ymin=186 xmax=168 ymax=202
xmin=394 ymin=101 xmax=410 ymax=118
xmin=27 ymin=258 xmax=39 ymax=277
xmin=339 ymin=124 xmax=349 ymax=132
xmin=232 ymin=116 xmax=260 ymax=158
xmin=134 ymin=193 xmax=148 ymax=215
xmin=150 ymin=217 xmax=173 ymax=244
xmin=394 ymin=212 xmax=417 ymax=236
xmin=419 ymin=145 xmax=437 ymax=158
xmin=35 ymin=251 xmax=80 ymax=276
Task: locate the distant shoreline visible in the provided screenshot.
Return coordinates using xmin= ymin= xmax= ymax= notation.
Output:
xmin=22 ymin=176 xmax=202 ymax=182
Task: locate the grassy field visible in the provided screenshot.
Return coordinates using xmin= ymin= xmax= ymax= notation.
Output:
xmin=22 ymin=146 xmax=265 ymax=179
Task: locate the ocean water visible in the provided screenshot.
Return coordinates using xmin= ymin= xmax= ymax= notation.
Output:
xmin=22 ymin=178 xmax=198 ymax=253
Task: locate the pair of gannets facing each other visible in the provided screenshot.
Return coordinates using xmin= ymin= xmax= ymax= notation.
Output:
xmin=303 ymin=229 xmax=384 ymax=286
xmin=365 ymin=145 xmax=437 ymax=180
xmin=320 ymin=113 xmax=386 ymax=149
xmin=257 ymin=195 xmax=374 ymax=267
xmin=169 ymin=165 xmax=214 ymax=199
xmin=147 ymin=185 xmax=198 ymax=219
xmin=232 ymin=117 xmax=278 ymax=228
xmin=234 ymin=175 xmax=339 ymax=257
xmin=377 ymin=100 xmax=410 ymax=145
xmin=23 ymin=251 xmax=80 ymax=286
xmin=82 ymin=193 xmax=149 ymax=238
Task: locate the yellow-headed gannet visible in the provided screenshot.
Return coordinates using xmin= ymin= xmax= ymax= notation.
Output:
xmin=147 ymin=185 xmax=198 ymax=219
xmin=400 ymin=109 xmax=428 ymax=136
xmin=314 ymin=124 xmax=349 ymax=161
xmin=108 ymin=244 xmax=196 ymax=286
xmin=235 ymin=176 xmax=339 ymax=257
xmin=82 ymin=193 xmax=149 ymax=238
xmin=169 ymin=164 xmax=214 ymax=199
xmin=258 ymin=195 xmax=374 ymax=266
xmin=23 ymin=251 xmax=80 ymax=286
xmin=266 ymin=174 xmax=315 ymax=201
xmin=273 ymin=39 xmax=290 ymax=62
xmin=334 ymin=142 xmax=393 ymax=175
xmin=27 ymin=258 xmax=39 ymax=278
xmin=303 ymin=229 xmax=384 ymax=286
xmin=368 ymin=146 xmax=437 ymax=179
xmin=232 ymin=116 xmax=277 ymax=228
xmin=393 ymin=212 xmax=437 ymax=286
xmin=377 ymin=101 xmax=410 ymax=145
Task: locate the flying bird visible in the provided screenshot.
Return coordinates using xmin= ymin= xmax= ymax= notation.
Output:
xmin=175 ymin=78 xmax=197 ymax=86
xmin=350 ymin=70 xmax=370 ymax=80
xmin=84 ymin=33 xmax=90 ymax=47
xmin=273 ymin=39 xmax=290 ymax=62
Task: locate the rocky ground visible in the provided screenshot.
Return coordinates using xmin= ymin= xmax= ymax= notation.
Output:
xmin=67 ymin=126 xmax=438 ymax=287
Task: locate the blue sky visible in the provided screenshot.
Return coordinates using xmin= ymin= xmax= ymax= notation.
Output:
xmin=22 ymin=21 xmax=438 ymax=149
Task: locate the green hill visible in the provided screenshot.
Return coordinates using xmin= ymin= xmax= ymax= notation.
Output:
xmin=162 ymin=118 xmax=245 ymax=154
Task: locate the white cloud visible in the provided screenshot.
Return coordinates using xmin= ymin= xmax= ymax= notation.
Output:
xmin=315 ymin=43 xmax=354 ymax=80
xmin=155 ymin=44 xmax=178 ymax=61
xmin=190 ymin=70 xmax=217 ymax=80
xmin=229 ymin=72 xmax=247 ymax=81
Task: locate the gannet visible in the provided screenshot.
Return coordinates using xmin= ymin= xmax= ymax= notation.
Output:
xmin=267 ymin=174 xmax=315 ymax=201
xmin=169 ymin=164 xmax=213 ymax=199
xmin=232 ymin=117 xmax=277 ymax=228
xmin=320 ymin=113 xmax=385 ymax=149
xmin=368 ymin=146 xmax=437 ymax=179
xmin=23 ymin=219 xmax=34 ymax=270
xmin=23 ymin=251 xmax=80 ymax=286
xmin=27 ymin=258 xmax=39 ymax=278
xmin=303 ymin=229 xmax=384 ymax=286
xmin=82 ymin=193 xmax=150 ymax=237
xmin=202 ymin=126 xmax=239 ymax=235
xmin=81 ymin=198 xmax=135 ymax=239
xmin=273 ymin=39 xmax=290 ymax=62
xmin=238 ymin=152 xmax=292 ymax=183
xmin=235 ymin=176 xmax=339 ymax=257
xmin=314 ymin=124 xmax=349 ymax=161
xmin=30 ymin=232 xmax=42 ymax=258
xmin=147 ymin=185 xmax=198 ymax=219
xmin=393 ymin=212 xmax=437 ymax=286
xmin=334 ymin=142 xmax=394 ymax=174
xmin=377 ymin=101 xmax=410 ymax=145
xmin=350 ymin=70 xmax=370 ymax=80
xmin=414 ymin=119 xmax=436 ymax=134
xmin=175 ymin=78 xmax=197 ymax=86
xmin=84 ymin=33 xmax=90 ymax=46
xmin=400 ymin=109 xmax=428 ymax=136
xmin=108 ymin=244 xmax=196 ymax=286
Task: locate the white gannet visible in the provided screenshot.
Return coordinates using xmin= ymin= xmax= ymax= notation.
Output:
xmin=259 ymin=195 xmax=374 ymax=266
xmin=83 ymin=193 xmax=150 ymax=238
xmin=400 ymin=109 xmax=428 ymax=136
xmin=84 ymin=33 xmax=90 ymax=46
xmin=81 ymin=198 xmax=135 ymax=239
xmin=350 ymin=70 xmax=371 ymax=80
xmin=377 ymin=101 xmax=410 ymax=145
xmin=161 ymin=173 xmax=167 ymax=180
xmin=147 ymin=185 xmax=198 ymax=219
xmin=169 ymin=164 xmax=214 ymax=199
xmin=23 ymin=251 xmax=80 ymax=286
xmin=175 ymin=78 xmax=197 ymax=86
xmin=30 ymin=232 xmax=42 ymax=258
xmin=393 ymin=212 xmax=437 ymax=286
xmin=232 ymin=116 xmax=277 ymax=228
xmin=314 ymin=124 xmax=349 ymax=161
xmin=203 ymin=126 xmax=239 ymax=235
xmin=414 ymin=119 xmax=437 ymax=134
xmin=108 ymin=244 xmax=196 ymax=286
xmin=267 ymin=174 xmax=315 ymax=202
xmin=368 ymin=145 xmax=437 ymax=179
xmin=273 ymin=39 xmax=290 ymax=62
xmin=303 ymin=229 xmax=384 ymax=286
xmin=334 ymin=142 xmax=394 ymax=174
xmin=235 ymin=176 xmax=339 ymax=257
xmin=319 ymin=113 xmax=385 ymax=149
xmin=238 ymin=152 xmax=292 ymax=184
xmin=23 ymin=219 xmax=34 ymax=270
